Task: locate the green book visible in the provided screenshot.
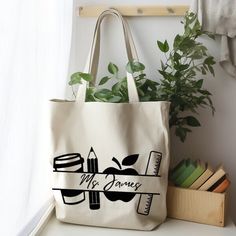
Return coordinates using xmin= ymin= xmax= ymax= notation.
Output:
xmin=174 ymin=159 xmax=197 ymax=186
xmin=180 ymin=161 xmax=206 ymax=188
xmin=169 ymin=159 xmax=186 ymax=182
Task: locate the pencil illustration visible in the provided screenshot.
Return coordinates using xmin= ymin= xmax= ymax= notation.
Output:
xmin=87 ymin=147 xmax=100 ymax=210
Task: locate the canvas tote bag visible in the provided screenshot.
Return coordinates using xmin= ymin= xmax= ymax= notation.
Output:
xmin=50 ymin=9 xmax=170 ymax=230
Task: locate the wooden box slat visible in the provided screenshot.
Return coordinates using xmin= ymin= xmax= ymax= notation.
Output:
xmin=167 ymin=186 xmax=226 ymax=227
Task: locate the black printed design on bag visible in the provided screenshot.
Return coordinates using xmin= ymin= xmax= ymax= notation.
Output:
xmin=137 ymin=151 xmax=162 ymax=215
xmin=53 ymin=153 xmax=85 ymax=205
xmin=103 ymin=155 xmax=139 ymax=202
xmin=52 ymin=148 xmax=162 ymax=215
xmin=87 ymin=148 xmax=100 ymax=209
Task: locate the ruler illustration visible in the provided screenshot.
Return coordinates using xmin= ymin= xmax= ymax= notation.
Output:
xmin=136 ymin=151 xmax=162 ymax=215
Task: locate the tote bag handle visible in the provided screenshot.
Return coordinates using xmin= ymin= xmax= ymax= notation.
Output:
xmin=76 ymin=9 xmax=140 ymax=103
xmin=89 ymin=9 xmax=139 ymax=79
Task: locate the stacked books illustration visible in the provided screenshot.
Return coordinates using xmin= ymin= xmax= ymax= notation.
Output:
xmin=169 ymin=159 xmax=230 ymax=193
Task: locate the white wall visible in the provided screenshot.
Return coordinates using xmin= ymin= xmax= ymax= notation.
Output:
xmin=69 ymin=0 xmax=236 ymax=223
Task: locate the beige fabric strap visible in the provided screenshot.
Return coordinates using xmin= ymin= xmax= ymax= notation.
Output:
xmin=76 ymin=9 xmax=139 ymax=103
xmin=89 ymin=9 xmax=139 ymax=79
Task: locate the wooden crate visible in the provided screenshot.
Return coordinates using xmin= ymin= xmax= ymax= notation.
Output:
xmin=167 ymin=186 xmax=227 ymax=227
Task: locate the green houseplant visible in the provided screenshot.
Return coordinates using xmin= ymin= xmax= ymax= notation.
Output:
xmin=69 ymin=12 xmax=216 ymax=142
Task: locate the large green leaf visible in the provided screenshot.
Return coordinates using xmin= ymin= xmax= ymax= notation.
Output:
xmin=126 ymin=61 xmax=145 ymax=73
xmin=69 ymin=72 xmax=82 ymax=85
xmin=94 ymin=89 xmax=112 ymax=100
xmin=108 ymin=63 xmax=118 ymax=75
xmin=185 ymin=116 xmax=201 ymax=127
xmin=196 ymin=79 xmax=203 ymax=88
xmin=157 ymin=40 xmax=169 ymax=53
xmin=175 ymin=127 xmax=187 ymax=142
xmin=79 ymin=73 xmax=93 ymax=82
xmin=99 ymin=76 xmax=111 ymax=85
xmin=108 ymin=96 xmax=122 ymax=103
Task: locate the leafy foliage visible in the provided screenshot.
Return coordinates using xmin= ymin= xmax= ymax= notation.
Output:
xmin=69 ymin=12 xmax=216 ymax=142
xmin=156 ymin=12 xmax=216 ymax=141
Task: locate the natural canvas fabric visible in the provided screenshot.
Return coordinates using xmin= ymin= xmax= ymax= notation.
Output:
xmin=50 ymin=9 xmax=170 ymax=230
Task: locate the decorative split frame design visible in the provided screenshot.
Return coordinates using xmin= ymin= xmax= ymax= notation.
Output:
xmin=52 ymin=148 xmax=162 ymax=216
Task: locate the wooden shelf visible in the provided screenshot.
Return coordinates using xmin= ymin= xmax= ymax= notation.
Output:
xmin=77 ymin=5 xmax=189 ymax=17
xmin=38 ymin=213 xmax=236 ymax=236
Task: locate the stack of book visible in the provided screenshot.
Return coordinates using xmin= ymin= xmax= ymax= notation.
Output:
xmin=169 ymin=159 xmax=230 ymax=193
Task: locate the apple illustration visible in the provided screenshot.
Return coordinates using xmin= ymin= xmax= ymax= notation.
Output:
xmin=103 ymin=154 xmax=139 ymax=202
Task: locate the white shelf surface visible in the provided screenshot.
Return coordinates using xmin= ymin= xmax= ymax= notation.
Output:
xmin=39 ymin=214 xmax=235 ymax=236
